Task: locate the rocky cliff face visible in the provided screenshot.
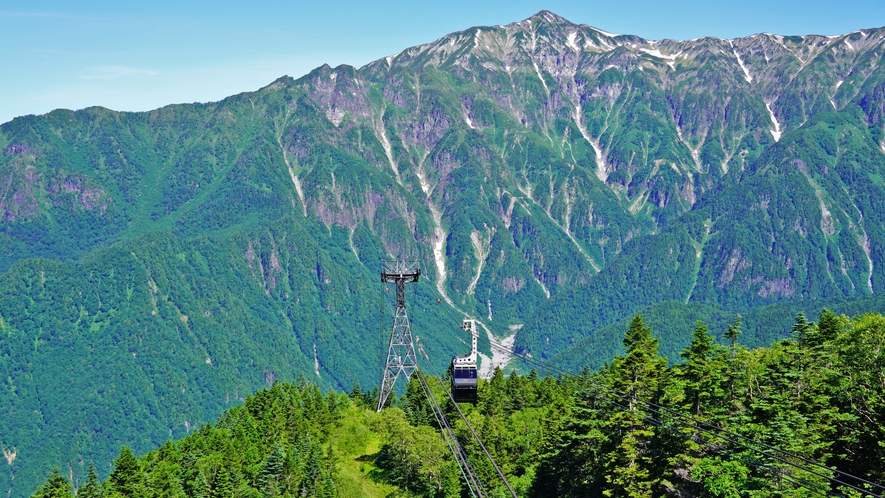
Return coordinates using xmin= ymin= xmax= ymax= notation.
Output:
xmin=273 ymin=11 xmax=885 ymax=342
xmin=3 ymin=10 xmax=885 ymax=349
xmin=2 ymin=12 xmax=885 ymax=496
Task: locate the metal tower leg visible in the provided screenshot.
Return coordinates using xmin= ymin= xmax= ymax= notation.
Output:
xmin=378 ymin=260 xmax=421 ymax=412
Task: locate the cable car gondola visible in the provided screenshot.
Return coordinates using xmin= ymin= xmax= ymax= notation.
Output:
xmin=452 ymin=319 xmax=478 ymax=403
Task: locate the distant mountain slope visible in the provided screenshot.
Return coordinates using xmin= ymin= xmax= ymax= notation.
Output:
xmin=2 ymin=10 xmax=885 ymax=497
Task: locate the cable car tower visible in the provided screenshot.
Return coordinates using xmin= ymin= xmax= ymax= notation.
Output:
xmin=377 ymin=259 xmax=421 ymax=412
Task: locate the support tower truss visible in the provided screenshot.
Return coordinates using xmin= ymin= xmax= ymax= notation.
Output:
xmin=378 ymin=259 xmax=421 ymax=412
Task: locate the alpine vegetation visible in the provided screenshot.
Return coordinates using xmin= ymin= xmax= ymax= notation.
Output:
xmin=3 ymin=10 xmax=885 ymax=497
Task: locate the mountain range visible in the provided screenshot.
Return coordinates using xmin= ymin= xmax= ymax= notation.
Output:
xmin=2 ymin=10 xmax=885 ymax=496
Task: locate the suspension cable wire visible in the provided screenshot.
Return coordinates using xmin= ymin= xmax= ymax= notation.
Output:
xmin=414 ymin=349 xmax=491 ymax=498
xmin=416 ymin=339 xmax=519 ymax=498
xmin=575 ymin=375 xmax=837 ymax=497
xmin=479 ymin=335 xmax=879 ymax=496
xmin=413 ymin=367 xmax=485 ymax=498
xmin=590 ymin=381 xmax=879 ymax=498
xmin=416 ymin=352 xmax=488 ymax=496
xmin=417 ymin=370 xmax=481 ymax=498
xmin=473 ymin=333 xmax=884 ymax=497
xmin=482 ymin=334 xmax=884 ymax=496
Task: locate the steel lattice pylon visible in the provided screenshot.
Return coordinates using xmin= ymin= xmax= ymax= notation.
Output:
xmin=377 ymin=259 xmax=421 ymax=412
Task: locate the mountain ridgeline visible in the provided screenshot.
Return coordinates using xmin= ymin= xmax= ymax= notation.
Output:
xmin=2 ymin=10 xmax=885 ymax=496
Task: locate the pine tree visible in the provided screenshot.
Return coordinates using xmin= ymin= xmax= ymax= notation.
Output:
xmin=791 ymin=312 xmax=813 ymax=346
xmin=809 ymin=308 xmax=842 ymax=349
xmin=77 ymin=463 xmax=103 ymax=498
xmin=724 ymin=315 xmax=742 ymax=357
xmin=348 ymin=376 xmax=364 ymax=405
xmin=209 ymin=467 xmax=233 ymax=498
xmin=402 ymin=374 xmax=432 ymax=426
xmin=257 ymin=444 xmax=286 ymax=496
xmin=186 ymin=472 xmax=210 ymax=498
xmin=108 ymin=446 xmax=144 ymax=497
xmin=604 ymin=314 xmax=667 ymax=497
xmin=613 ymin=314 xmax=666 ymax=403
xmin=31 ymin=467 xmax=73 ymax=498
xmin=680 ymin=321 xmax=721 ymax=417
xmin=148 ymin=459 xmax=186 ymax=498
xmin=481 ymin=366 xmax=506 ymax=418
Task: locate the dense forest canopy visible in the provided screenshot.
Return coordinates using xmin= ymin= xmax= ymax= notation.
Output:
xmin=4 ymin=10 xmax=885 ymax=496
xmin=30 ymin=310 xmax=885 ymax=497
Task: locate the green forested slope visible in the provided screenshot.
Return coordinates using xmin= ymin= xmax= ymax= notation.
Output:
xmin=3 ymin=10 xmax=885 ymax=496
xmin=30 ymin=310 xmax=885 ymax=497
xmin=0 ymin=218 xmax=465 ymax=496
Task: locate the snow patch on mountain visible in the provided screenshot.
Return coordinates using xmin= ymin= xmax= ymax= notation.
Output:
xmin=729 ymin=41 xmax=753 ymax=83
xmin=566 ymin=32 xmax=580 ymax=52
xmin=766 ymin=102 xmax=783 ymax=141
xmin=429 ymin=203 xmax=454 ymax=307
xmin=313 ymin=343 xmax=321 ymax=378
xmin=639 ymin=48 xmax=677 ymax=60
xmin=373 ymin=115 xmax=402 ymax=185
xmin=862 ymin=226 xmax=875 ymax=292
xmin=591 ymin=26 xmax=621 ymax=38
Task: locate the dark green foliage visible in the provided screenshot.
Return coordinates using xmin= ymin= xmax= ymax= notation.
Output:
xmin=724 ymin=315 xmax=742 ymax=354
xmin=6 ymin=15 xmax=885 ymax=498
xmin=791 ymin=311 xmax=814 ymax=345
xmin=373 ymin=408 xmax=461 ymax=497
xmin=28 ymin=309 xmax=885 ymax=497
xmin=64 ymin=382 xmax=345 ymax=498
xmin=811 ymin=308 xmax=843 ymax=348
xmin=551 ymin=294 xmax=885 ymax=372
xmin=209 ymin=467 xmax=232 ymax=498
xmin=29 ymin=468 xmax=72 ymax=498
xmin=77 ymin=465 xmax=103 ymax=498
xmin=108 ymin=447 xmax=144 ymax=497
xmin=532 ymin=312 xmax=885 ymax=496
xmin=679 ymin=321 xmax=723 ymax=416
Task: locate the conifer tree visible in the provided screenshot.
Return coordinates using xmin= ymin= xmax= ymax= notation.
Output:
xmin=209 ymin=467 xmax=233 ymax=498
xmin=186 ymin=473 xmax=210 ymax=498
xmin=76 ymin=464 xmax=103 ymax=498
xmin=257 ymin=444 xmax=285 ymax=496
xmin=724 ymin=315 xmax=742 ymax=357
xmin=149 ymin=459 xmax=186 ymax=498
xmin=402 ymin=374 xmax=432 ymax=426
xmin=108 ymin=446 xmax=144 ymax=497
xmin=31 ymin=467 xmax=73 ymax=498
xmin=680 ymin=321 xmax=721 ymax=416
xmin=791 ymin=312 xmax=813 ymax=346
xmin=613 ymin=314 xmax=666 ymax=403
xmin=348 ymin=376 xmax=371 ymax=409
xmin=810 ymin=309 xmax=842 ymax=349
xmin=605 ymin=314 xmax=667 ymax=496
xmin=481 ymin=366 xmax=506 ymax=418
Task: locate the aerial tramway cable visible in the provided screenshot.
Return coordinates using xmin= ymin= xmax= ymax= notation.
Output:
xmin=472 ymin=332 xmax=885 ymax=497
xmin=416 ymin=339 xmax=519 ymax=498
xmin=413 ymin=367 xmax=485 ymax=498
xmin=479 ymin=334 xmax=882 ymax=496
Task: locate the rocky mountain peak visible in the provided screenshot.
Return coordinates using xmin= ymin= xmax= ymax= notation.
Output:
xmin=522 ymin=10 xmax=575 ymax=28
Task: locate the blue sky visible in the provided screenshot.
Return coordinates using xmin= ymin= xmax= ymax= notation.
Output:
xmin=2 ymin=0 xmax=884 ymax=124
